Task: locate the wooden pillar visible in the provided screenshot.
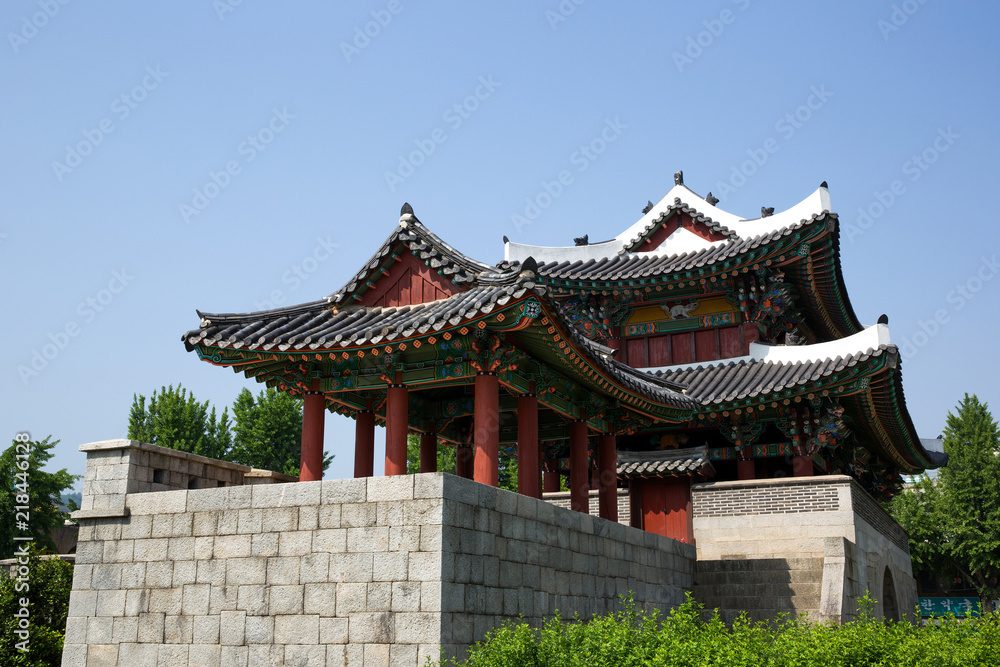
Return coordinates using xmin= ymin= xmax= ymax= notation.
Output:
xmin=569 ymin=420 xmax=589 ymax=513
xmin=629 ymin=479 xmax=643 ymax=529
xmin=474 ymin=372 xmax=500 ymax=487
xmin=354 ymin=411 xmax=375 ymax=478
xmin=543 ymin=460 xmax=560 ymax=493
xmin=597 ymin=434 xmax=618 ymax=522
xmin=299 ymin=388 xmax=325 ymax=482
xmin=641 ymin=478 xmax=694 ymax=543
xmin=456 ymin=445 xmax=474 ymax=479
xmin=517 ymin=394 xmax=540 ymax=498
xmin=384 ymin=383 xmax=408 ymax=476
xmin=793 ymin=455 xmax=815 ymax=477
xmin=419 ymin=432 xmax=437 ymax=473
xmin=737 ymin=459 xmax=755 ymax=480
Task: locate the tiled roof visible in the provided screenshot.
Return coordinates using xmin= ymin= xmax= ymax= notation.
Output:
xmin=513 ymin=212 xmax=833 ymax=283
xmin=328 ymin=216 xmax=497 ymax=305
xmin=617 ymin=447 xmax=713 ymax=478
xmin=619 ymin=199 xmax=739 ymax=252
xmin=649 ymin=345 xmax=893 ymax=406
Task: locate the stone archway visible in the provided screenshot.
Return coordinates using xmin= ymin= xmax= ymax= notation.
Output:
xmin=882 ymin=566 xmax=899 ymax=622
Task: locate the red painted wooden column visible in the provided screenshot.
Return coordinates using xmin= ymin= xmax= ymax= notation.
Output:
xmin=384 ymin=383 xmax=408 ymax=476
xmin=737 ymin=459 xmax=755 ymax=480
xmin=793 ymin=455 xmax=815 ymax=477
xmin=641 ymin=478 xmax=694 ymax=543
xmin=419 ymin=432 xmax=437 ymax=473
xmin=473 ymin=372 xmax=500 ymax=487
xmin=299 ymin=387 xmax=325 ymax=482
xmin=456 ymin=445 xmax=474 ymax=479
xmin=597 ymin=434 xmax=618 ymax=522
xmin=354 ymin=411 xmax=375 ymax=478
xmin=629 ymin=479 xmax=643 ymax=529
xmin=569 ymin=420 xmax=589 ymax=513
xmin=543 ymin=461 xmax=560 ymax=493
xmin=517 ymin=394 xmax=540 ymax=498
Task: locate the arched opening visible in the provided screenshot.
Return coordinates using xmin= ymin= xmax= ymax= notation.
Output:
xmin=882 ymin=566 xmax=899 ymax=622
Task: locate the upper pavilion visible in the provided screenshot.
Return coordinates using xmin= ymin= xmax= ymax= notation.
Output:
xmin=182 ymin=172 xmax=945 ymax=542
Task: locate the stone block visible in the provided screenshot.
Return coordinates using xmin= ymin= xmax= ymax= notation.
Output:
xmin=349 ymin=611 xmax=395 ymax=643
xmin=389 ymin=525 xmax=422 ymax=552
xmin=121 ymin=515 xmax=153 ymax=540
xmin=87 ymin=644 xmax=119 ymax=667
xmin=87 ymin=616 xmax=113 ymax=644
xmin=363 ymin=643 xmax=391 ymax=667
xmin=320 ymin=616 xmax=349 ymax=644
xmin=226 ymin=557 xmax=267 ymax=586
xmin=137 ymin=612 xmax=164 ymax=643
xmin=329 ymin=553 xmax=373 ymax=583
xmin=192 ymin=614 xmax=220 ymax=644
xmin=220 ymin=610 xmax=247 ymax=646
xmin=148 ymin=588 xmax=182 ymax=615
xmin=278 ymin=530 xmax=313 ymax=557
xmin=118 ymin=642 xmax=157 ymax=667
xmin=396 ymin=612 xmax=440 ymax=644
xmin=215 ymin=534 xmax=252 ymax=559
xmin=251 ymin=532 xmax=280 ymax=557
xmin=252 ymin=481 xmax=321 ymax=508
xmin=368 ymin=475 xmax=414 ymax=502
xmin=421 ymin=581 xmax=443 ymax=613
xmin=218 ymin=646 xmax=247 ymax=667
xmin=91 ymin=564 xmax=123 ymax=590
xmin=368 ymin=581 xmax=393 ymax=611
xmin=167 ymin=536 xmax=195 ymax=561
xmin=237 ymin=584 xmax=268 ymax=615
xmin=413 ymin=472 xmax=444 ymax=499
xmin=274 ymin=614 xmax=319 ymax=644
xmin=301 ymin=552 xmax=331 ymax=583
xmin=335 ymin=582 xmax=367 ymax=615
xmin=341 ymin=503 xmax=377 ymax=528
xmin=322 ymin=477 xmax=367 ymax=505
xmin=348 ymin=525 xmax=390 ymax=552
xmin=245 ymin=615 xmax=274 ymax=644
xmin=186 ymin=486 xmax=230 ymax=512
xmin=126 ymin=489 xmax=187 ymax=515
xmin=267 ymin=556 xmax=301 ymax=586
xmin=269 ymin=585 xmax=304 ymax=615
xmin=408 ymin=551 xmax=440 ymax=582
xmin=318 ymin=504 xmax=342 ymax=529
xmin=163 ymin=614 xmax=193 ymax=643
xmin=236 ymin=508 xmax=263 ymax=534
xmin=313 ymin=528 xmax=347 ymax=553
xmin=95 ymin=589 xmax=126 ymax=617
xmin=303 ymin=582 xmax=337 ymax=615
xmin=188 ymin=643 xmax=221 ymax=667
xmin=261 ymin=507 xmax=298 ymax=533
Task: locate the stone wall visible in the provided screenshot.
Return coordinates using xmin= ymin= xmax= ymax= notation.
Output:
xmin=63 ymin=440 xmax=695 ymax=666
xmin=690 ymin=475 xmax=916 ymax=623
xmin=542 ymin=488 xmax=630 ymax=525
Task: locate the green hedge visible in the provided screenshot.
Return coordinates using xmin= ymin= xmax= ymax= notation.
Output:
xmin=437 ymin=594 xmax=999 ymax=667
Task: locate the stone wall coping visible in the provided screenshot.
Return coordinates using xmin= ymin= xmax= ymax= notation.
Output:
xmin=244 ymin=468 xmax=298 ymax=482
xmin=692 ymin=474 xmax=853 ymax=492
xmin=79 ymin=439 xmax=252 ymax=472
xmin=70 ymin=507 xmax=130 ymax=520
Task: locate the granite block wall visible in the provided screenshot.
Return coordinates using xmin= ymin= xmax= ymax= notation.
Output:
xmin=64 ymin=440 xmax=696 ymax=667
xmin=690 ymin=475 xmax=916 ymax=623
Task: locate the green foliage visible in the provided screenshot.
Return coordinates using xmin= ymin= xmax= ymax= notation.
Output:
xmin=0 ymin=438 xmax=80 ymax=559
xmin=889 ymin=394 xmax=1000 ymax=608
xmin=127 ymin=384 xmax=231 ymax=459
xmin=437 ymin=592 xmax=1000 ymax=667
xmin=128 ymin=385 xmax=332 ymax=477
xmin=0 ymin=546 xmax=74 ymax=667
xmin=405 ymin=435 xmax=518 ymax=492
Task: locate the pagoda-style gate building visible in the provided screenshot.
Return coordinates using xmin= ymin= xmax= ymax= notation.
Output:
xmin=182 ymin=173 xmax=944 ymax=545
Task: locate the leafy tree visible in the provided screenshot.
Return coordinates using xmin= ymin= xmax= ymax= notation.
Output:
xmin=0 ymin=437 xmax=80 ymax=559
xmin=229 ymin=388 xmax=332 ymax=477
xmin=0 ymin=545 xmax=74 ymax=667
xmin=889 ymin=394 xmax=1000 ymax=611
xmin=406 ymin=433 xmax=518 ymax=492
xmin=127 ymin=384 xmax=231 ymax=459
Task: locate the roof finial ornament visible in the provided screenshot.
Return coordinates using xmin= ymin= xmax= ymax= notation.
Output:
xmin=674 ymin=170 xmax=684 ymax=186
xmin=877 ymin=313 xmax=889 ymax=325
xmin=520 ymin=256 xmax=538 ymax=277
xmin=574 ymin=234 xmax=589 ymax=246
xmin=820 ymin=181 xmax=829 ymax=189
xmin=503 ymin=235 xmax=509 ymax=243
xmin=399 ymin=202 xmax=418 ymax=226
xmin=705 ymin=192 xmax=719 ymax=206
xmin=642 ymin=200 xmax=654 ymax=214
xmin=761 ymin=206 xmax=774 ymax=218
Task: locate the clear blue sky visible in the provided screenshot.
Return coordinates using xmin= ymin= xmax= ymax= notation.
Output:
xmin=2 ymin=1 xmax=998 ymax=488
